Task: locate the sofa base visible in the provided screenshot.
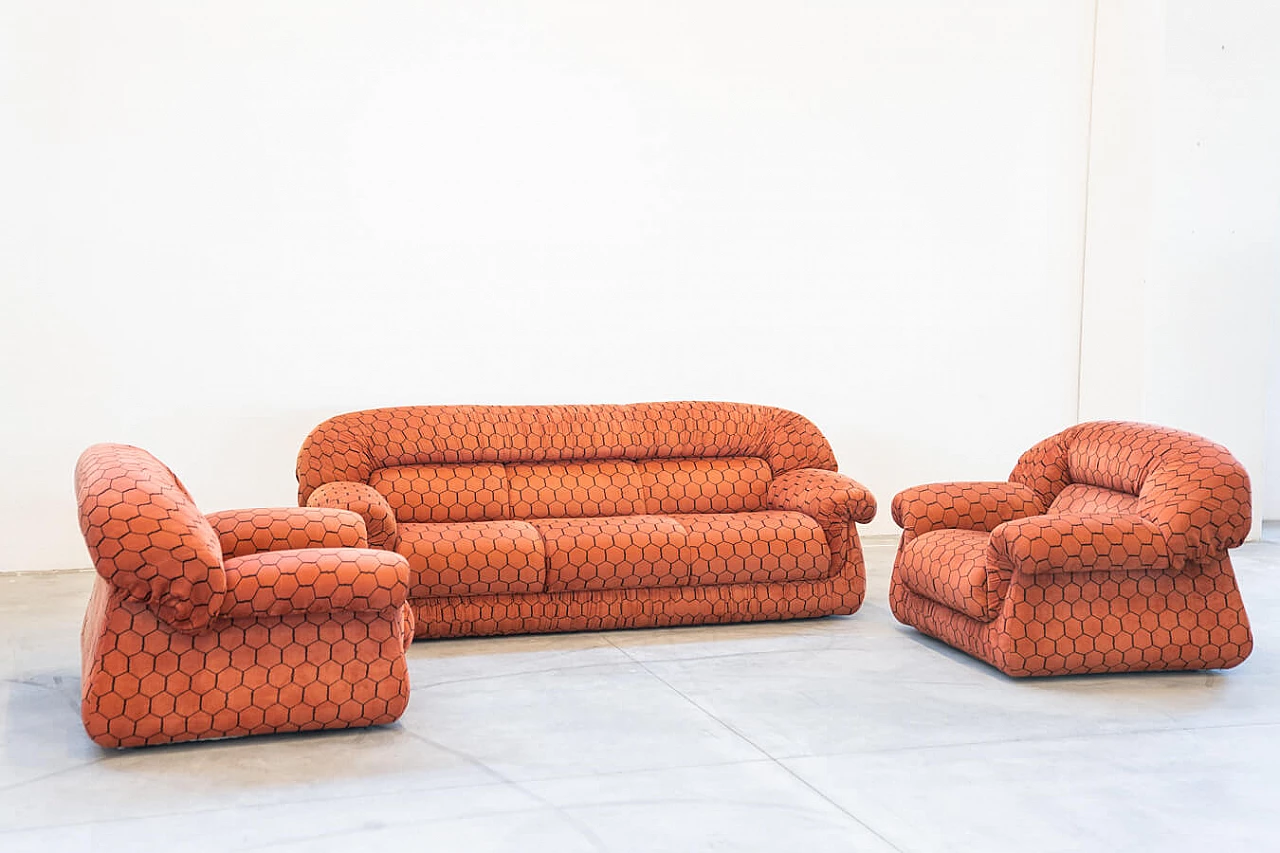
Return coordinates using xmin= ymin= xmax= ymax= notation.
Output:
xmin=888 ymin=554 xmax=1253 ymax=677
xmin=409 ymin=546 xmax=867 ymax=639
xmin=81 ymin=578 xmax=414 ymax=748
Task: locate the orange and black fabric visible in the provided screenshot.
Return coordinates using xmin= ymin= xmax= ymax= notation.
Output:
xmin=76 ymin=444 xmax=413 ymax=748
xmin=889 ymin=421 xmax=1254 ymax=676
xmin=296 ymin=402 xmax=875 ymax=638
xmin=398 ymin=520 xmax=545 ymax=598
xmin=673 ymin=511 xmax=830 ymax=585
xmin=206 ymin=507 xmax=368 ymax=559
xmin=306 ymin=481 xmax=400 ymax=549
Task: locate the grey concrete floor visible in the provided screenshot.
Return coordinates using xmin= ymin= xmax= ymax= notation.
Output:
xmin=2 ymin=539 xmax=1278 ymax=852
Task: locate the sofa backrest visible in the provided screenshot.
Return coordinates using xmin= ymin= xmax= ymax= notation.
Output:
xmin=365 ymin=456 xmax=773 ymax=523
xmin=75 ymin=443 xmax=226 ymax=631
xmin=1011 ymin=421 xmax=1251 ymax=562
xmin=1048 ymin=483 xmax=1139 ymax=516
xmin=297 ymin=402 xmax=835 ymax=520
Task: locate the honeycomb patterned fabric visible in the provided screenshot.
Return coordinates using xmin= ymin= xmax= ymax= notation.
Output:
xmin=888 ymin=421 xmax=1254 ymax=677
xmin=75 ymin=444 xmax=414 ymax=748
xmin=296 ymin=402 xmax=875 ymax=638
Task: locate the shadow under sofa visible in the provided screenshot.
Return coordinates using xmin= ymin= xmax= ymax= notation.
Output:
xmin=297 ymin=401 xmax=877 ymax=639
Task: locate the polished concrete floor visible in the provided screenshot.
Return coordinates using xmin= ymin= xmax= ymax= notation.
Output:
xmin=2 ymin=538 xmax=1278 ymax=852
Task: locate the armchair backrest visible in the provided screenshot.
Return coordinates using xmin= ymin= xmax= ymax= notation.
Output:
xmin=1010 ymin=421 xmax=1251 ymax=562
xmin=296 ymin=402 xmax=837 ymax=523
xmin=75 ymin=444 xmax=226 ymax=631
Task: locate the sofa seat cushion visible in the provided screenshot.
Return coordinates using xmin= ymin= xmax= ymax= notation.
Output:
xmin=898 ymin=528 xmax=1010 ymax=622
xmin=670 ymin=512 xmax=830 ymax=584
xmin=531 ymin=515 xmax=691 ymax=592
xmin=398 ymin=521 xmax=546 ymax=598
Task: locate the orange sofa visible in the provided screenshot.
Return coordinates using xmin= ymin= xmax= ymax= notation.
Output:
xmin=889 ymin=421 xmax=1253 ymax=676
xmin=297 ymin=402 xmax=876 ymax=638
xmin=76 ymin=444 xmax=414 ymax=747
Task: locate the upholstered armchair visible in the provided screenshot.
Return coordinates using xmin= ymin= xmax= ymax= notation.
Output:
xmin=75 ymin=444 xmax=414 ymax=747
xmin=889 ymin=422 xmax=1253 ymax=676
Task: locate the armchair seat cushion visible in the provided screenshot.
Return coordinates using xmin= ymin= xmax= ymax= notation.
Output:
xmin=898 ymin=529 xmax=1009 ymax=622
xmin=399 ymin=520 xmax=546 ymax=598
xmin=672 ymin=511 xmax=830 ymax=585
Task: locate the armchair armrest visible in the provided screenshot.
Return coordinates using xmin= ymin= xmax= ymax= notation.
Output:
xmin=767 ymin=468 xmax=876 ymax=525
xmin=892 ymin=481 xmax=1043 ymax=539
xmin=205 ymin=507 xmax=368 ymax=559
xmin=306 ymin=482 xmax=398 ymax=549
xmin=988 ymin=513 xmax=1172 ymax=575
xmin=220 ymin=547 xmax=409 ymax=619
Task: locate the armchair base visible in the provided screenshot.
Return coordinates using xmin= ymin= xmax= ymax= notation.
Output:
xmin=889 ymin=555 xmax=1253 ymax=677
xmin=81 ymin=578 xmax=413 ymax=748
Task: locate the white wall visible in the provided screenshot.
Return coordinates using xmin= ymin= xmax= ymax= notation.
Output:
xmin=1268 ymin=295 xmax=1280 ymax=520
xmin=0 ymin=0 xmax=1158 ymax=573
xmin=1078 ymin=1 xmax=1280 ymax=534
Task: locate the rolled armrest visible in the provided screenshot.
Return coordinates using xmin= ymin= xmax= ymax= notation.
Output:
xmin=221 ymin=547 xmax=409 ymax=619
xmin=988 ymin=513 xmax=1172 ymax=575
xmin=205 ymin=507 xmax=368 ymax=558
xmin=306 ymin=482 xmax=398 ymax=549
xmin=892 ymin=481 xmax=1043 ymax=539
xmin=767 ymin=468 xmax=876 ymax=525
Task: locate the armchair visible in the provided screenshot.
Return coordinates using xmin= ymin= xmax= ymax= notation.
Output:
xmin=75 ymin=444 xmax=413 ymax=747
xmin=889 ymin=422 xmax=1253 ymax=676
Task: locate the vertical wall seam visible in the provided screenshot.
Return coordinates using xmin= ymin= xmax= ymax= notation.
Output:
xmin=1075 ymin=0 xmax=1102 ymax=423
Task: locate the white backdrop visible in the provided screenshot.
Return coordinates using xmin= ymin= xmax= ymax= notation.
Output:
xmin=2 ymin=1 xmax=1271 ymax=574
xmin=1078 ymin=1 xmax=1280 ymax=529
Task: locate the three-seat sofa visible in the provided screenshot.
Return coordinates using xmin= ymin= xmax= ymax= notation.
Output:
xmin=297 ymin=401 xmax=876 ymax=638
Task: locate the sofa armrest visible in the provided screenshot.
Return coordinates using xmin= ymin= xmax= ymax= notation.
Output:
xmin=205 ymin=507 xmax=368 ymax=559
xmin=305 ymin=482 xmax=398 ymax=549
xmin=220 ymin=547 xmax=409 ymax=619
xmin=767 ymin=468 xmax=876 ymax=526
xmin=891 ymin=481 xmax=1043 ymax=539
xmin=988 ymin=513 xmax=1172 ymax=575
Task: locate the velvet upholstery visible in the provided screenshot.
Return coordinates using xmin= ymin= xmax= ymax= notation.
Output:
xmin=297 ymin=402 xmax=876 ymax=638
xmin=76 ymin=444 xmax=413 ymax=747
xmin=889 ymin=422 xmax=1253 ymax=676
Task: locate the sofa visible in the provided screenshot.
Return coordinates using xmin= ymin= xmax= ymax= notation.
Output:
xmin=296 ymin=401 xmax=876 ymax=638
xmin=76 ymin=443 xmax=414 ymax=747
xmin=889 ymin=421 xmax=1254 ymax=676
